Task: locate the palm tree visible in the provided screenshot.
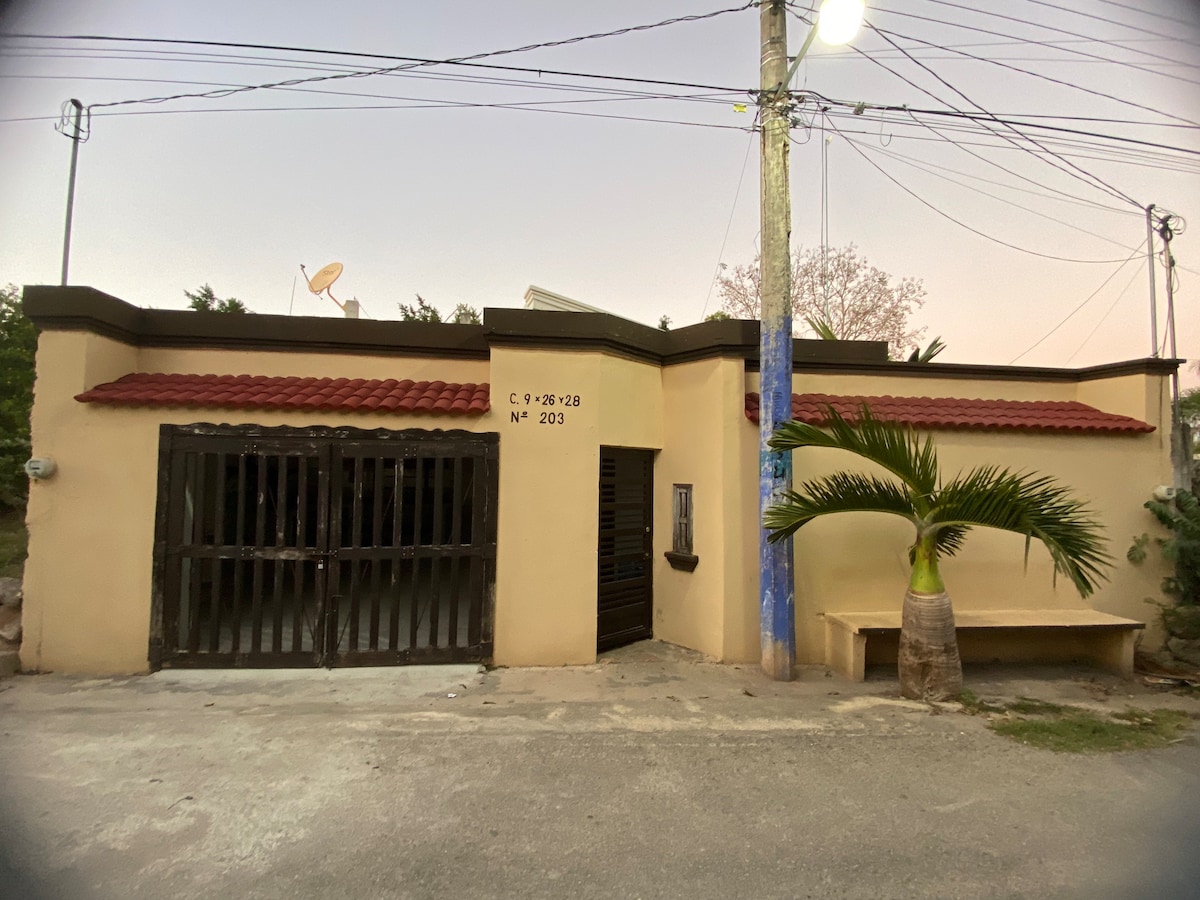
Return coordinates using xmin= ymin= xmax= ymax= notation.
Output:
xmin=764 ymin=406 xmax=1111 ymax=700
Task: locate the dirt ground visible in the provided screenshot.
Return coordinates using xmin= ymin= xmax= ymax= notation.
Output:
xmin=2 ymin=642 xmax=1198 ymax=899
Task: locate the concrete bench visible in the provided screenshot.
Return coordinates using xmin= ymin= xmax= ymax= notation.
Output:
xmin=824 ymin=609 xmax=1145 ymax=683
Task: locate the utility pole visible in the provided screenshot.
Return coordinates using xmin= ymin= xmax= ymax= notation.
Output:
xmin=1145 ymin=204 xmax=1158 ymax=358
xmin=1157 ymin=214 xmax=1191 ymax=491
xmin=59 ymin=99 xmax=85 ymax=286
xmin=758 ymin=0 xmax=796 ymax=681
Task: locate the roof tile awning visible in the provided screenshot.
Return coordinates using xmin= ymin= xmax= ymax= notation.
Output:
xmin=744 ymin=392 xmax=1154 ymax=434
xmin=76 ymin=373 xmax=490 ymax=415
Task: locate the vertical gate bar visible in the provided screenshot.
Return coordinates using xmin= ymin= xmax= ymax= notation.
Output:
xmin=446 ymin=455 xmax=464 ymax=648
xmin=326 ymin=447 xmax=346 ymax=663
xmin=272 ymin=454 xmax=288 ymax=653
xmin=208 ymin=452 xmax=227 ymax=654
xmin=186 ymin=452 xmax=207 ymax=653
xmin=230 ymin=454 xmax=247 ymax=654
xmin=483 ymin=445 xmax=499 ymax=646
xmin=642 ymin=453 xmax=653 ymax=636
xmin=294 ymin=454 xmax=310 ymax=652
xmin=347 ymin=454 xmax=364 ymax=651
xmin=467 ymin=451 xmax=488 ymax=647
xmin=409 ymin=455 xmax=424 ymax=649
xmin=427 ymin=457 xmax=445 ymax=647
xmin=250 ymin=453 xmax=267 ymax=654
xmin=369 ymin=456 xmax=384 ymax=650
xmin=315 ymin=445 xmax=333 ymax=666
xmin=162 ymin=447 xmax=188 ymax=658
xmin=388 ymin=458 xmax=404 ymax=651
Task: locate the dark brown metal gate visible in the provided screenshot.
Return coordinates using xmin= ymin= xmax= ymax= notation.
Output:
xmin=151 ymin=425 xmax=497 ymax=669
xmin=597 ymin=447 xmax=653 ymax=652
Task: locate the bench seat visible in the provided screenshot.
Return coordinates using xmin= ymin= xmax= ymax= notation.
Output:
xmin=824 ymin=609 xmax=1145 ymax=683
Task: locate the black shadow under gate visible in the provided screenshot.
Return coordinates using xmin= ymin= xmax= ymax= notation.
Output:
xmin=151 ymin=425 xmax=498 ymax=669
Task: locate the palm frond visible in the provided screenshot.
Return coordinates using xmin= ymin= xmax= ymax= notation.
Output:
xmin=768 ymin=405 xmax=938 ymax=506
xmin=928 ymin=467 xmax=1111 ymax=597
xmin=764 ymin=471 xmax=917 ymax=543
xmin=909 ymin=525 xmax=971 ymax=565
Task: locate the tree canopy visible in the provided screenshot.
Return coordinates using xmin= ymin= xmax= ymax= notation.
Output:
xmin=185 ymin=284 xmax=248 ymax=314
xmin=397 ymin=296 xmax=481 ymax=324
xmin=1180 ymin=386 xmax=1200 ymax=428
xmin=0 ymin=285 xmax=37 ymax=509
xmin=717 ymin=244 xmax=926 ymax=359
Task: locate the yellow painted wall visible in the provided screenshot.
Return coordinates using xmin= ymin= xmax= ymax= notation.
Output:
xmin=24 ymin=332 xmax=667 ymax=673
xmin=23 ymin=324 xmax=1177 ymax=675
xmin=737 ymin=368 xmax=1176 ymax=665
xmin=490 ymin=348 xmax=661 ymax=667
xmin=22 ymin=331 xmax=496 ymax=674
xmin=654 ymin=358 xmax=748 ymax=659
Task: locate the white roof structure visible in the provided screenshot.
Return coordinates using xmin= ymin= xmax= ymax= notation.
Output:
xmin=523 ymin=285 xmax=612 ymax=315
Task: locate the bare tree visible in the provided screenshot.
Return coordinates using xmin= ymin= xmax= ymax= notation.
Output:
xmin=717 ymin=244 xmax=926 ymax=359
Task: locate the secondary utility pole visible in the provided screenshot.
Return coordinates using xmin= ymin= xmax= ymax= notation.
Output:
xmin=758 ymin=0 xmax=796 ymax=681
xmin=1157 ymin=214 xmax=1191 ymax=491
xmin=59 ymin=99 xmax=85 ymax=286
xmin=1145 ymin=204 xmax=1158 ymax=358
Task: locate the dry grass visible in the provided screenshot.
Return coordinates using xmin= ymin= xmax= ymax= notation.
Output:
xmin=960 ymin=690 xmax=1195 ymax=753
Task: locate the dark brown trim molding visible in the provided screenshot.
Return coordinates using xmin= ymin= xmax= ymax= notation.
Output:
xmin=23 ymin=285 xmax=1180 ymax=382
xmin=23 ymin=286 xmax=491 ymax=359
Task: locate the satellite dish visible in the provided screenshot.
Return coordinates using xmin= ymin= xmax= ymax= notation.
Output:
xmin=300 ymin=261 xmax=346 ymax=310
xmin=306 ymin=262 xmax=343 ymax=294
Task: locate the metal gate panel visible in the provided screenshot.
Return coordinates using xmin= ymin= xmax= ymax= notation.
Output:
xmin=152 ymin=425 xmax=497 ymax=670
xmin=325 ymin=434 xmax=497 ymax=666
xmin=597 ymin=447 xmax=654 ymax=652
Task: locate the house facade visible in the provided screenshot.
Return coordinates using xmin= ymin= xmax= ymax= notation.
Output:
xmin=19 ymin=286 xmax=1179 ymax=675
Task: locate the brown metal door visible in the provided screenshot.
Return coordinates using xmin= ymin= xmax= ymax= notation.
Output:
xmin=152 ymin=425 xmax=496 ymax=669
xmin=597 ymin=447 xmax=653 ymax=652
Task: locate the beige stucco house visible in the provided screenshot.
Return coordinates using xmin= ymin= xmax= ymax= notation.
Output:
xmin=18 ymin=286 xmax=1179 ymax=676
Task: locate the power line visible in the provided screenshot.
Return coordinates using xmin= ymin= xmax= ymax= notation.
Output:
xmin=1008 ymin=245 xmax=1146 ymax=363
xmin=792 ymin=14 xmax=1143 ymax=213
xmin=4 ymin=47 xmax=748 ymax=110
xmin=8 ymin=51 xmax=713 ymax=98
xmin=844 ymin=135 xmax=1143 ymax=249
xmin=0 ymin=72 xmax=743 ymax=117
xmin=822 ymin=118 xmax=1140 ymax=264
xmin=860 ymin=21 xmax=1144 ymax=209
xmin=17 ymin=40 xmax=1199 ymax=154
xmin=1093 ymin=0 xmax=1200 ymax=34
xmin=0 ymin=31 xmax=748 ymax=103
xmin=914 ymin=0 xmax=1196 ymax=70
xmin=856 ymin=23 xmax=1200 ymax=128
xmin=786 ymin=120 xmax=1200 ymax=176
xmin=76 ymin=100 xmax=753 ymax=132
xmin=832 ymin=101 xmax=1200 ymax=158
xmin=1015 ymin=0 xmax=1196 ymax=47
xmin=1065 ymin=259 xmax=1145 ymax=363
xmin=701 ymin=129 xmax=758 ymax=319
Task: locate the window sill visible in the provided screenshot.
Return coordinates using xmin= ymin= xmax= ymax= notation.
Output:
xmin=664 ymin=551 xmax=699 ymax=572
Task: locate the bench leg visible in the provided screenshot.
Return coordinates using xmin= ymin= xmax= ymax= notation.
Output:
xmin=1092 ymin=630 xmax=1136 ymax=679
xmin=825 ymin=620 xmax=867 ymax=682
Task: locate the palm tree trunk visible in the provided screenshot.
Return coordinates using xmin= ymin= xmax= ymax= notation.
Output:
xmin=898 ymin=536 xmax=963 ymax=700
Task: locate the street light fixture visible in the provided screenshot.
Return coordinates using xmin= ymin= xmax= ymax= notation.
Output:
xmin=818 ymin=0 xmax=865 ymax=46
xmin=757 ymin=0 xmax=862 ymax=681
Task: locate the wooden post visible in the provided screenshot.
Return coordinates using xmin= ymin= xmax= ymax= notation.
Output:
xmin=758 ymin=0 xmax=796 ymax=681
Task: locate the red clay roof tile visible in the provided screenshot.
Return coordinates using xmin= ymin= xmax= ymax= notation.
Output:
xmin=76 ymin=373 xmax=490 ymax=416
xmin=744 ymin=392 xmax=1154 ymax=434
